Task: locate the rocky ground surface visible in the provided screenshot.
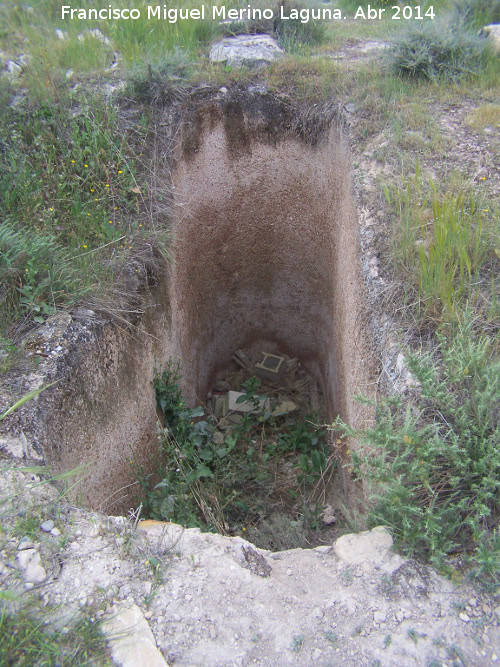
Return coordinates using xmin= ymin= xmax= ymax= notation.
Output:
xmin=1 ymin=464 xmax=499 ymax=667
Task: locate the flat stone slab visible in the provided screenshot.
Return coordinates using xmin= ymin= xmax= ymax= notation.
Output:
xmin=103 ymin=604 xmax=169 ymax=667
xmin=334 ymin=525 xmax=393 ymax=565
xmin=209 ymin=34 xmax=284 ymax=68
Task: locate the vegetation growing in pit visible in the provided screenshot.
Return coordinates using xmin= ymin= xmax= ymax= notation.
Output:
xmin=138 ymin=360 xmax=335 ymax=550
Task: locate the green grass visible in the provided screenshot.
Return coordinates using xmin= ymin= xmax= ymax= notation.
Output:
xmin=0 ymin=604 xmax=110 ymax=666
xmin=0 ymin=0 xmax=220 ymax=68
xmin=383 ymin=166 xmax=499 ymax=323
xmin=451 ymin=0 xmax=500 ymax=29
xmin=0 ymin=77 xmax=168 ymax=337
xmin=387 ymin=19 xmax=490 ymax=83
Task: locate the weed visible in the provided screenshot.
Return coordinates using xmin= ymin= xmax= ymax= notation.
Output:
xmin=139 ymin=360 xmax=332 ymax=549
xmin=446 ymin=643 xmax=467 ymax=665
xmin=0 ymin=603 xmax=110 ymax=666
xmin=125 ymin=51 xmax=194 ymax=105
xmin=384 ymin=633 xmax=392 ymax=648
xmin=408 ymin=627 xmax=427 ymax=644
xmin=388 ymin=20 xmax=489 ymax=83
xmin=0 ymin=87 xmax=153 ymax=335
xmin=352 ymin=624 xmax=363 ymax=636
xmin=383 ymin=167 xmax=497 ymax=323
xmin=466 ymin=104 xmax=500 ymax=131
xmin=333 ymin=315 xmax=500 ymax=583
xmin=274 ymin=1 xmax=327 ymax=52
xmin=340 ymin=566 xmax=353 ymax=586
xmin=451 ymin=0 xmax=500 ymax=30
xmin=324 ymin=630 xmax=338 ymax=645
xmin=290 ymin=634 xmax=305 ymax=652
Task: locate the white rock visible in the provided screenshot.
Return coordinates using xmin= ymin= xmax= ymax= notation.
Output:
xmin=459 ymin=612 xmax=470 ymax=623
xmin=16 ymin=549 xmax=47 ymax=584
xmin=373 ymin=610 xmax=386 ymax=624
xmin=55 ymin=29 xmax=67 ymax=40
xmin=6 ymin=61 xmax=22 ymax=79
xmin=482 ymin=24 xmax=500 ymax=53
xmin=103 ymin=604 xmax=168 ymax=667
xmin=334 ymin=526 xmax=393 ymax=565
xmin=210 ymin=34 xmax=284 ymax=68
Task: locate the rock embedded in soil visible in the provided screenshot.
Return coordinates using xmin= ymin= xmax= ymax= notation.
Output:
xmin=209 ymin=34 xmax=284 ymax=68
xmin=16 ymin=548 xmax=47 ymax=584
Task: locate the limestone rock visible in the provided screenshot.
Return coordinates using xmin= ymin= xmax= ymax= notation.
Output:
xmin=210 ymin=34 xmax=284 ymax=68
xmin=103 ymin=604 xmax=168 ymax=667
xmin=16 ymin=548 xmax=47 ymax=584
xmin=482 ymin=24 xmax=500 ymax=52
xmin=334 ymin=526 xmax=393 ymax=565
xmin=6 ymin=61 xmax=22 ymax=80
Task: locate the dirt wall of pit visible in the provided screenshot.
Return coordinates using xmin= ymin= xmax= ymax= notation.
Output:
xmin=170 ymin=97 xmax=370 ymax=432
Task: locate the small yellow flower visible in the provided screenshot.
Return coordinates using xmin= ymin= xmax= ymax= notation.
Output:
xmin=25 ymin=268 xmax=28 ymax=272
xmin=105 ymin=184 xmax=110 ymax=188
xmin=84 ymin=164 xmax=88 ymax=168
xmin=118 ymin=170 xmax=122 ymax=174
xmin=118 ymin=221 xmax=121 ymax=224
xmin=88 ymin=213 xmax=90 ymax=216
xmin=108 ymin=220 xmax=113 ymax=224
xmin=90 ymin=188 xmax=94 ymax=192
xmin=114 ymin=206 xmax=117 ymax=210
xmin=95 ymin=198 xmax=98 ymax=201
xmin=83 ymin=245 xmax=87 ymax=248
xmin=71 ymin=160 xmax=75 ymax=163
xmin=49 ymin=207 xmax=53 ymax=211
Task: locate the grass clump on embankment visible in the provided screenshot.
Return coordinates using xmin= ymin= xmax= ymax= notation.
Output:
xmin=0 ymin=82 xmax=149 ymax=335
xmin=387 ymin=19 xmax=490 ymax=83
xmin=335 ymin=316 xmax=500 ymax=587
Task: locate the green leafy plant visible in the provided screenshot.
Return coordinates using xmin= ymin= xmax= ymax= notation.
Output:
xmin=333 ymin=316 xmax=500 ymax=583
xmin=139 ymin=361 xmax=333 ymax=549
